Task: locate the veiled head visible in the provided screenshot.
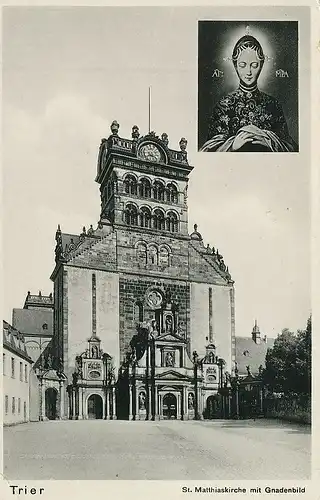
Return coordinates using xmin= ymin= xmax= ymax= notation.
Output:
xmin=232 ymin=35 xmax=265 ymax=86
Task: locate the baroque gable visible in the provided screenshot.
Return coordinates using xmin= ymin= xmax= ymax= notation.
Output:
xmin=188 ymin=237 xmax=233 ymax=285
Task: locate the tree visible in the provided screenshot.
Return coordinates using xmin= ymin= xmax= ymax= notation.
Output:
xmin=263 ymin=317 xmax=311 ymax=395
xmin=295 ymin=316 xmax=311 ymax=394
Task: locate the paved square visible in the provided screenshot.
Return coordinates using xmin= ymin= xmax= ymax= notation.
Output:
xmin=4 ymin=419 xmax=311 ymax=480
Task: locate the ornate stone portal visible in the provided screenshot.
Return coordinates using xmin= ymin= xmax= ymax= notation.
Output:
xmin=117 ymin=288 xmax=226 ymax=421
xmin=68 ymin=335 xmax=116 ymax=420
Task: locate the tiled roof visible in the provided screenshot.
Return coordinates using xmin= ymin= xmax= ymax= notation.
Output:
xmin=3 ymin=320 xmax=33 ymax=363
xmin=12 ymin=308 xmax=53 ymax=336
xmin=235 ymin=336 xmax=275 ymax=376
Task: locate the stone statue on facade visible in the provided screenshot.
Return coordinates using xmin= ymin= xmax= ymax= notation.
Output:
xmin=179 ymin=137 xmax=187 ymax=151
xmin=132 ymin=125 xmax=140 ymax=140
xmin=165 ymin=315 xmax=173 ymax=334
xmin=139 ymin=392 xmax=146 ymax=410
xmin=188 ymin=393 xmax=194 ymax=410
xmin=165 ymin=351 xmax=175 ymax=367
xmin=91 ymin=345 xmax=99 ymax=359
xmin=111 ymin=120 xmax=119 ymax=136
xmin=161 ymin=133 xmax=169 ymax=146
xmin=87 ymin=224 xmax=94 ymax=236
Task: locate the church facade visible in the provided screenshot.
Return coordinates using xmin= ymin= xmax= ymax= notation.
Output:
xmin=40 ymin=121 xmax=235 ymax=421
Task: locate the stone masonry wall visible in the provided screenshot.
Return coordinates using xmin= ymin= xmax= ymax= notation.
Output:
xmin=119 ymin=275 xmax=190 ymax=361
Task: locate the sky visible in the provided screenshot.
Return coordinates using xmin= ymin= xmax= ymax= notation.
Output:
xmin=2 ymin=6 xmax=311 ymax=338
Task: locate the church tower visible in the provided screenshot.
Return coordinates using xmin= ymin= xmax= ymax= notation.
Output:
xmin=96 ymin=121 xmax=191 ymax=239
xmin=49 ymin=119 xmax=235 ymax=420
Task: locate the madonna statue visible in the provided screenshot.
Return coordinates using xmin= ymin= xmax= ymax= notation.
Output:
xmin=200 ymin=35 xmax=297 ymax=152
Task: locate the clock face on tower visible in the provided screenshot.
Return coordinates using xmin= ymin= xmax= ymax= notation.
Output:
xmin=139 ymin=143 xmax=162 ymax=163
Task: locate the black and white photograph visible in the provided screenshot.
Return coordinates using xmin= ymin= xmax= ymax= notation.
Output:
xmin=1 ymin=3 xmax=314 ymax=493
xmin=198 ymin=21 xmax=299 ymax=152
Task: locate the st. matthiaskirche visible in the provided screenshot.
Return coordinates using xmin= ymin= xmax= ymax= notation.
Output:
xmin=32 ymin=121 xmax=236 ymax=421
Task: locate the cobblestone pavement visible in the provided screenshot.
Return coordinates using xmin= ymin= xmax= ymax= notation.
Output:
xmin=3 ymin=419 xmax=311 ymax=480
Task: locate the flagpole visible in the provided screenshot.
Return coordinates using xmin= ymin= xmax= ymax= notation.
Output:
xmin=148 ymin=86 xmax=151 ymax=133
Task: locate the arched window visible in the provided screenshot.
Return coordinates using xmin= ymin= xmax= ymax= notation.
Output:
xmin=124 ymin=175 xmax=137 ymax=195
xmin=139 ymin=178 xmax=151 ymax=198
xmin=136 ymin=243 xmax=147 ymax=264
xmin=166 ymin=183 xmax=178 ymax=203
xmin=140 ymin=207 xmax=151 ymax=228
xmin=166 ymin=211 xmax=179 ymax=232
xmin=159 ymin=246 xmax=170 ymax=267
xmin=148 ymin=245 xmax=158 ymax=265
xmin=153 ymin=209 xmax=165 ymax=231
xmin=134 ymin=301 xmax=144 ymax=323
xmin=125 ymin=204 xmax=138 ymax=226
xmin=153 ymin=181 xmax=165 ymax=201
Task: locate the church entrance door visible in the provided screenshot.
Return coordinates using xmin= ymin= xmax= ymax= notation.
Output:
xmin=45 ymin=388 xmax=57 ymax=420
xmin=87 ymin=394 xmax=103 ymax=419
xmin=163 ymin=393 xmax=177 ymax=420
xmin=205 ymin=395 xmax=221 ymax=419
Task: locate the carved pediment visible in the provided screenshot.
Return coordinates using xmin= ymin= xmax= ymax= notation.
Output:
xmin=156 ymin=332 xmax=186 ymax=343
xmin=157 ymin=370 xmax=192 ymax=381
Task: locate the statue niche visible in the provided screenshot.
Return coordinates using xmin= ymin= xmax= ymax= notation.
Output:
xmin=138 ymin=392 xmax=146 ymax=410
xmin=165 ymin=351 xmax=175 ymax=367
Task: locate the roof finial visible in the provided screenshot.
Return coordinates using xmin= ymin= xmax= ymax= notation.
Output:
xmin=111 ymin=120 xmax=119 ymax=136
xmin=132 ymin=125 xmax=140 ymax=140
xmin=245 ymin=25 xmax=251 ymax=35
xmin=179 ymin=137 xmax=187 ymax=151
xmin=161 ymin=133 xmax=169 ymax=146
xmin=194 ymin=224 xmax=198 ymax=232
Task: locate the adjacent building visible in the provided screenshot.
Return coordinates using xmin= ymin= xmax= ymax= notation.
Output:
xmin=12 ymin=291 xmax=54 ymax=363
xmin=3 ymin=320 xmax=33 ymax=425
xmin=235 ymin=320 xmax=274 ymax=377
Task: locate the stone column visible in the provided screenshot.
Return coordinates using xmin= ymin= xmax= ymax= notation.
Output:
xmin=67 ymin=390 xmax=71 ymax=420
xmin=183 ymin=387 xmax=188 ymax=420
xmin=82 ymin=387 xmax=87 ymax=419
xmin=155 ymin=386 xmax=159 ymax=419
xmin=41 ymin=383 xmax=47 ymax=420
xmin=129 ymin=383 xmax=133 ymax=420
xmin=59 ymin=381 xmax=64 ymax=420
xmin=148 ymin=386 xmax=152 ymax=420
xmin=72 ymin=389 xmax=77 ymax=420
xmin=112 ymin=387 xmax=117 ymax=420
xmin=159 ymin=394 xmax=164 ymax=420
xmin=198 ymin=388 xmax=203 ymax=419
xmin=78 ymin=388 xmax=83 ymax=419
xmin=39 ymin=380 xmax=44 ymax=421
xmin=105 ymin=391 xmax=110 ymax=420
xmin=177 ymin=392 xmax=181 ymax=420
xmin=83 ymin=391 xmax=88 ymax=419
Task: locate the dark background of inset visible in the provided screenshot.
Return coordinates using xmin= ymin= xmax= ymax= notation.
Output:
xmin=198 ymin=21 xmax=299 ymax=150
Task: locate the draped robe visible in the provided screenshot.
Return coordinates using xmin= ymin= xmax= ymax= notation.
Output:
xmin=200 ymin=87 xmax=297 ymax=152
